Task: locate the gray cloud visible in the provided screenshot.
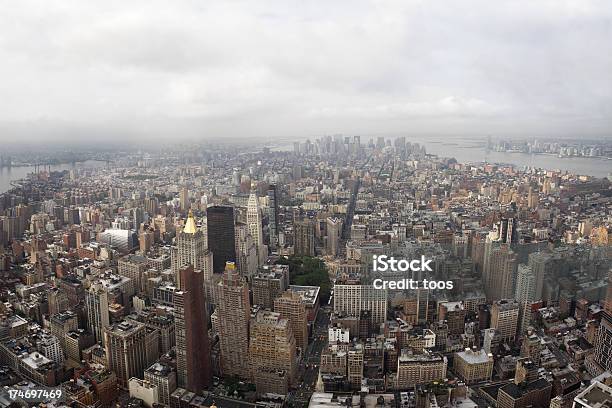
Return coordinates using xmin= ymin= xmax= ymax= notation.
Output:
xmin=0 ymin=0 xmax=611 ymax=143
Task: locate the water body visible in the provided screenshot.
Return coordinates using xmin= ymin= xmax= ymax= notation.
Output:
xmin=0 ymin=160 xmax=106 ymax=193
xmin=417 ymin=138 xmax=611 ymax=178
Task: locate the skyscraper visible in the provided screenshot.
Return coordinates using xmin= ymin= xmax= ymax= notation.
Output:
xmin=104 ymin=320 xmax=149 ymax=387
xmin=207 ymin=206 xmax=236 ymax=274
xmin=274 ymin=290 xmax=309 ymax=352
xmin=326 ymin=217 xmax=342 ymax=257
xmin=247 ymin=183 xmax=266 ymax=264
xmin=86 ymin=282 xmax=110 ymax=345
xmin=515 ymin=264 xmax=537 ymax=334
xmin=172 ymin=210 xmax=212 ymax=288
xmin=604 ymin=269 xmax=612 ymax=315
xmin=593 ymin=312 xmax=612 ymax=373
xmin=174 ymin=265 xmax=212 ymax=391
xmin=491 ymin=299 xmax=519 ymax=344
xmin=294 ymin=219 xmax=315 ymax=257
xmin=249 ymin=310 xmax=297 ymax=395
xmin=234 ymin=222 xmax=258 ymax=277
xmin=216 ymin=262 xmax=251 ymax=378
xmin=484 ymin=242 xmax=517 ymax=301
xmin=180 ymin=187 xmax=189 ymax=213
xmin=252 ymin=265 xmax=289 ymax=309
xmin=267 ymin=184 xmax=279 ymax=249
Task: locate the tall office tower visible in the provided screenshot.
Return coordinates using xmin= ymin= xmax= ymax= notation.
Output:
xmin=118 ymin=254 xmax=149 ymax=293
xmin=491 ymin=299 xmax=520 ymax=344
xmin=326 ymin=217 xmax=342 ymax=257
xmin=527 ymin=252 xmax=549 ymax=300
xmin=174 ymin=265 xmax=212 ymax=391
xmin=294 ymin=220 xmax=315 ymax=257
xmin=527 ymin=187 xmax=538 ymax=209
xmin=235 ymin=222 xmax=258 ymax=277
xmin=86 ymin=283 xmax=110 ymax=345
xmin=485 ymin=243 xmax=517 ymax=301
xmin=207 ymin=206 xmax=236 ymax=274
xmin=247 ymin=183 xmax=266 ymax=264
xmin=139 ymin=229 xmax=154 ymax=253
xmin=515 ymin=264 xmax=537 ymax=334
xmin=180 ymin=187 xmax=189 ymax=213
xmin=604 ymin=270 xmax=612 ymax=314
xmin=274 ymin=291 xmax=309 ymax=352
xmin=496 ymin=217 xmax=518 ymax=244
xmin=334 ymin=284 xmax=388 ymax=326
xmin=217 ymin=262 xmax=251 ymax=378
xmin=267 ymin=184 xmax=279 ymax=249
xmin=133 ymin=207 xmax=144 ymax=230
xmin=593 ymin=312 xmax=612 ymax=372
xmin=249 ymin=310 xmax=297 ymax=395
xmin=252 ymin=264 xmax=289 ymax=309
xmin=104 ymin=320 xmax=148 ymax=387
xmin=172 ymin=210 xmax=213 ymax=288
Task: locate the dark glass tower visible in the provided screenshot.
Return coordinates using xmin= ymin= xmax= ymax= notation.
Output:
xmin=207 ymin=205 xmax=236 ymax=273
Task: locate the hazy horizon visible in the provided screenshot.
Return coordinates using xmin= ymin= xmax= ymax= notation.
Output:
xmin=1 ymin=1 xmax=611 ymax=144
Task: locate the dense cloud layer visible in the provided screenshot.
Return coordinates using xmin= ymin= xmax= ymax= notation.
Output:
xmin=1 ymin=0 xmax=611 ymax=143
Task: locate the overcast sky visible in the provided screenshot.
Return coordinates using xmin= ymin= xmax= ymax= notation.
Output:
xmin=1 ymin=0 xmax=611 ymax=143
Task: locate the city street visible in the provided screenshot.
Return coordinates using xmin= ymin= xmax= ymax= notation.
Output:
xmin=289 ymin=307 xmax=330 ymax=407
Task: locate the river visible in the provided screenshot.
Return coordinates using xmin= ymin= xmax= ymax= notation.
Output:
xmin=0 ymin=160 xmax=107 ymax=193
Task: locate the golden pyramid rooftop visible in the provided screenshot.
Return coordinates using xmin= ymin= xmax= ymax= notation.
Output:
xmin=183 ymin=209 xmax=198 ymax=234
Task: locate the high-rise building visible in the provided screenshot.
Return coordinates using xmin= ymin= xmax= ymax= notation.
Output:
xmin=498 ymin=217 xmax=518 ymax=244
xmin=86 ymin=283 xmax=110 ymax=345
xmin=491 ymin=299 xmax=519 ymax=344
xmin=252 ymin=264 xmax=289 ymax=309
xmin=593 ymin=312 xmax=612 ymax=373
xmin=347 ymin=347 xmax=364 ymax=389
xmin=267 ymin=184 xmax=279 ymax=249
xmin=573 ymin=381 xmax=612 ymax=408
xmin=515 ymin=264 xmax=537 ymax=333
xmin=334 ymin=284 xmax=388 ymax=326
xmin=326 ymin=217 xmax=342 ymax=257
xmin=527 ymin=252 xmax=549 ymax=301
xmin=485 ymin=243 xmax=517 ymax=301
xmin=144 ymin=362 xmax=177 ymax=407
xmin=247 ymin=183 xmax=266 ymax=264
xmin=274 ymin=291 xmax=309 ymax=352
xmin=438 ymin=301 xmax=466 ymax=336
xmin=174 ymin=265 xmax=212 ymax=391
xmin=216 ymin=262 xmax=251 ymax=378
xmin=207 ymin=206 xmax=236 ymax=274
xmin=118 ymin=254 xmax=149 ymax=293
xmin=235 ymin=222 xmax=258 ymax=277
xmin=294 ymin=220 xmax=315 ymax=257
xmin=180 ymin=187 xmax=189 ymax=213
xmin=104 ymin=320 xmax=149 ymax=387
xmin=604 ymin=270 xmax=612 ymax=315
xmin=172 ymin=210 xmax=212 ymax=288
xmin=249 ymin=310 xmax=297 ymax=395
xmin=520 ymin=330 xmax=542 ymax=365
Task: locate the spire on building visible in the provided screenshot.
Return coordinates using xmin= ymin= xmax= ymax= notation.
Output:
xmin=183 ymin=209 xmax=197 ymax=234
